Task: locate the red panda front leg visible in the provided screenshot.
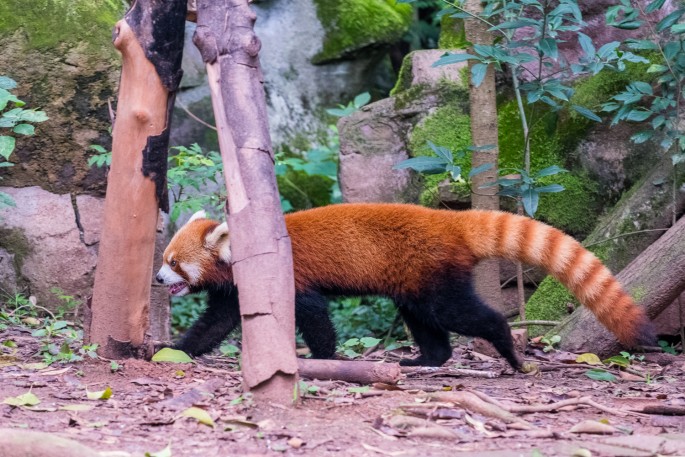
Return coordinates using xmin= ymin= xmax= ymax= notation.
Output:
xmin=396 ymin=304 xmax=453 ymax=367
xmin=174 ymin=285 xmax=240 ymax=356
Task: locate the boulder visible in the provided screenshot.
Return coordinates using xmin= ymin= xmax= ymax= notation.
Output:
xmin=0 ymin=187 xmax=102 ymax=309
xmin=172 ymin=0 xmax=412 ymax=150
xmin=0 ymin=0 xmax=124 ymax=195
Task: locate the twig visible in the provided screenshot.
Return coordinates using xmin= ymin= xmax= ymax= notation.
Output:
xmin=402 ymin=366 xmax=499 ymax=378
xmin=8 ymin=305 xmax=56 ymax=321
xmin=176 ymin=102 xmax=217 ymax=131
xmin=509 ymin=320 xmax=560 ymax=327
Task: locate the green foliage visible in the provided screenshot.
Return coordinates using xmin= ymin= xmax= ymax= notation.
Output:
xmin=311 ymin=0 xmax=412 ymax=63
xmin=86 ymin=144 xmax=111 ymax=168
xmin=339 ymin=336 xmax=382 ymax=359
xmin=329 ymin=296 xmax=405 ymax=343
xmin=170 ymin=292 xmax=207 ymax=336
xmin=167 ymin=144 xmax=224 ymax=222
xmin=584 ymin=368 xmax=617 ymax=382
xmin=0 ymin=76 xmax=48 ymax=211
xmin=540 ymin=334 xmax=561 ymax=352
xmin=601 ymin=1 xmax=685 ymax=167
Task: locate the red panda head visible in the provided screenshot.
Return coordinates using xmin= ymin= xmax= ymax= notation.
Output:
xmin=155 ymin=210 xmax=232 ymax=296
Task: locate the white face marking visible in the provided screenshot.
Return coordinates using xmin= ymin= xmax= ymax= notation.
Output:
xmin=180 ymin=262 xmax=203 ymax=285
xmin=157 ymin=264 xmax=184 ymax=285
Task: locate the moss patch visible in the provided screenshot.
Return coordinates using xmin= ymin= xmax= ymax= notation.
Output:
xmin=0 ymin=0 xmax=124 ymax=51
xmin=0 ymin=227 xmax=31 ymax=286
xmin=438 ymin=15 xmax=469 ymax=49
xmin=312 ymin=0 xmax=412 ymax=63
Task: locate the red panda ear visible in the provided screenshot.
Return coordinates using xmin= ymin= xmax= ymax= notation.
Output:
xmin=186 ymin=210 xmax=207 ymax=225
xmin=205 ymin=222 xmax=231 ymax=263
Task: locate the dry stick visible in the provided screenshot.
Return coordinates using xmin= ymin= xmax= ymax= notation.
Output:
xmin=176 ymin=102 xmax=217 ymax=131
xmin=428 ymin=391 xmax=535 ymax=429
xmin=402 ymin=366 xmax=499 ymax=379
xmin=509 ymin=320 xmax=560 ymax=327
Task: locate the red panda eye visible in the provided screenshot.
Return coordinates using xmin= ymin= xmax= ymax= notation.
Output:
xmin=170 ymin=260 xmax=177 ymax=267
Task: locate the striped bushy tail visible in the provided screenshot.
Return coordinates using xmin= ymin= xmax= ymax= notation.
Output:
xmin=460 ymin=210 xmax=656 ymax=348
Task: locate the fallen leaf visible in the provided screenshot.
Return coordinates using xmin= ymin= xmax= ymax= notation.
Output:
xmin=87 ymin=386 xmax=113 ymax=400
xmin=618 ymin=371 xmax=645 ymax=381
xmin=152 ymin=348 xmax=193 ymax=363
xmin=361 ymin=443 xmax=408 ymax=456
xmin=180 ymin=407 xmax=214 ymax=427
xmin=38 ymin=366 xmax=71 ymax=376
xmin=287 ymin=437 xmax=305 ymax=449
xmin=22 ymin=362 xmax=48 ymax=370
xmin=3 ymin=392 xmax=40 ymax=407
xmin=575 ymin=353 xmax=602 ymax=365
xmin=569 ymin=419 xmax=617 ymax=434
xmin=60 ymin=404 xmax=94 ymax=412
xmin=584 ymin=369 xmax=617 ymax=382
xmin=145 ymin=443 xmax=172 ymax=457
xmin=465 ymin=412 xmax=495 ymax=437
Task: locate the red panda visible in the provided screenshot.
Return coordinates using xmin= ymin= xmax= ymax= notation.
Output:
xmin=156 ymin=203 xmax=655 ymax=369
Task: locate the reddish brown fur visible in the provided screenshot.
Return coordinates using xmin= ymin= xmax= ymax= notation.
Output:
xmin=165 ymin=203 xmax=652 ymax=348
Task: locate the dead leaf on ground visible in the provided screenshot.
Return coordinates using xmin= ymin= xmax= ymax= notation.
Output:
xmin=569 ymin=420 xmax=617 ymax=434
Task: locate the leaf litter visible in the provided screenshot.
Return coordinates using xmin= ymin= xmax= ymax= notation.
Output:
xmin=0 ymin=323 xmax=684 ymax=456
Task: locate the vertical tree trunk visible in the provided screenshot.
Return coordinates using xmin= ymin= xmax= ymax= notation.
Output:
xmin=194 ymin=0 xmax=298 ymax=403
xmin=89 ymin=0 xmax=186 ymax=358
xmin=463 ymin=0 xmax=503 ymax=311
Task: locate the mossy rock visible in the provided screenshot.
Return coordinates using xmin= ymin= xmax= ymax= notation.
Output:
xmin=0 ymin=0 xmax=123 ymax=52
xmin=438 ymin=15 xmax=469 ymax=50
xmin=0 ymin=0 xmax=124 ymax=194
xmin=0 ymin=227 xmax=31 ymax=289
xmin=312 ymin=0 xmax=412 ymax=63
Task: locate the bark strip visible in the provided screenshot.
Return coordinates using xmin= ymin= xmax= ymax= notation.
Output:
xmin=298 ymin=360 xmax=403 ymax=385
xmin=194 ymin=0 xmax=298 ymax=403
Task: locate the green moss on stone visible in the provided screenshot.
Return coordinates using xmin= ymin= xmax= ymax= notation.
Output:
xmin=312 ymin=0 xmax=412 ymax=63
xmin=390 ymin=53 xmax=414 ymax=96
xmin=0 ymin=227 xmax=31 ymax=286
xmin=438 ymin=15 xmax=468 ymax=49
xmin=0 ymin=0 xmax=124 ymax=51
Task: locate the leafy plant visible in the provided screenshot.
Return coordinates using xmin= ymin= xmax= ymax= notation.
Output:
xmin=0 ymin=75 xmax=48 ymax=211
xmin=485 ymin=166 xmax=567 ymax=217
xmin=658 ymin=339 xmax=679 ymax=355
xmin=325 ymin=92 xmax=371 ymax=117
xmin=330 ymin=296 xmax=405 ymax=343
xmin=339 ymin=336 xmax=382 ymax=359
xmin=539 ymin=334 xmax=561 ymax=352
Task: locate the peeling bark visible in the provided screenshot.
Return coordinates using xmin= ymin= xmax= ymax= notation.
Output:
xmin=194 ymin=0 xmax=297 ymax=403
xmin=89 ymin=0 xmax=186 ymax=358
xmin=556 ymin=215 xmax=685 ymax=355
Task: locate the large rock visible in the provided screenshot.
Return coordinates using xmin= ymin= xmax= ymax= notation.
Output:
xmin=339 ymin=50 xmax=468 ymax=203
xmin=171 ymin=0 xmax=412 ymax=150
xmin=0 ymin=0 xmax=124 ymax=195
xmin=0 ymin=187 xmax=103 ymax=308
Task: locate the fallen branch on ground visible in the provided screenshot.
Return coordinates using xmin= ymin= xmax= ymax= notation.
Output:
xmin=298 ymin=359 xmax=403 ymax=385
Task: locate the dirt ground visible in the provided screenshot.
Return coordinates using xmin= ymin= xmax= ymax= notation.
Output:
xmin=1 ymin=325 xmax=685 ymax=457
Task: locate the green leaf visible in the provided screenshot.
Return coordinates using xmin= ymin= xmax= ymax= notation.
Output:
xmin=3 ymin=392 xmax=40 ymax=406
xmin=348 ymin=386 xmax=370 ymax=394
xmin=0 ymin=136 xmax=16 ymax=159
xmin=86 ymin=386 xmax=112 ymax=400
xmin=0 ymin=76 xmax=17 ymax=90
xmin=60 ymin=404 xmax=94 ymax=412
xmin=180 ymin=407 xmax=215 ymax=427
xmin=577 ymin=32 xmax=595 ymax=57
xmin=12 ymin=124 xmax=34 ymax=136
xmin=353 ymin=92 xmax=370 ymax=108
xmin=471 ymin=63 xmax=488 ymax=87
xmin=671 ymin=23 xmax=685 ymax=34
xmin=539 ymin=38 xmax=558 ymax=60
xmin=534 ymin=165 xmax=567 ymax=178
xmin=432 ymin=53 xmax=480 ymax=67
xmin=152 ymin=348 xmax=193 ymax=363
xmin=534 ymin=184 xmax=565 ymax=193
xmin=571 ymin=105 xmax=601 ymax=122
xmin=656 ymin=8 xmax=685 ymax=32
xmin=522 ymin=188 xmax=539 ymax=217
xmin=393 ymin=156 xmax=449 ymax=173
xmin=18 ymin=109 xmax=48 ymax=123
xmin=631 ymin=131 xmax=653 ymax=144
xmin=359 ymin=337 xmax=381 ymax=348
xmin=646 ymin=0 xmax=666 ymax=12
xmin=626 ymin=109 xmax=652 ymax=122
xmin=647 ymin=64 xmax=668 ymax=74
xmin=468 ymin=163 xmax=494 ymax=178
xmin=603 ymin=356 xmax=630 ymax=368
xmin=584 ymin=369 xmax=617 ymax=382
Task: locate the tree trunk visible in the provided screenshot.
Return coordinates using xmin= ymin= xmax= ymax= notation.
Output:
xmin=463 ymin=0 xmax=503 ymax=311
xmin=555 ymin=215 xmax=685 ymax=355
xmin=194 ymin=0 xmax=298 ymax=403
xmin=89 ymin=0 xmax=186 ymax=359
